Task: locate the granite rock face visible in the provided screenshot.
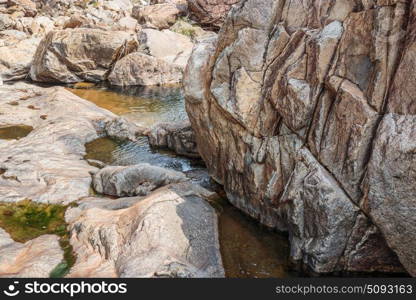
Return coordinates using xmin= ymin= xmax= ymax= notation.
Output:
xmin=184 ymin=0 xmax=415 ymax=275
xmin=65 ymin=182 xmax=225 ymax=278
xmin=148 ymin=121 xmax=200 ymax=158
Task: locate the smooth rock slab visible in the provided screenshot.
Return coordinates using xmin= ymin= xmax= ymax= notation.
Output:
xmin=65 ymin=182 xmax=225 ymax=278
xmin=0 ymin=229 xmax=63 ymax=278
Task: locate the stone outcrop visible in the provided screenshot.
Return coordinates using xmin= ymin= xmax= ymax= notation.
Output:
xmin=187 ymin=0 xmax=239 ymax=29
xmin=92 ymin=163 xmax=188 ymax=197
xmin=184 ymin=0 xmax=415 ymax=275
xmin=108 ymin=52 xmax=183 ymax=86
xmin=148 ymin=121 xmax=200 ymax=158
xmin=30 ymin=28 xmax=138 ymax=83
xmin=65 ymin=182 xmax=225 ymax=278
xmin=0 ymin=229 xmax=63 ymax=278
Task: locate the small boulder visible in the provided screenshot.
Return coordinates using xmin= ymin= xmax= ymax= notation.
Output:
xmin=139 ymin=28 xmax=193 ymax=69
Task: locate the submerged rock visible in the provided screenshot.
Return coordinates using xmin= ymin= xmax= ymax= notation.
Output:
xmin=65 ymin=182 xmax=225 ymax=278
xmin=148 ymin=121 xmax=200 ymax=158
xmin=92 ymin=163 xmax=188 ymax=197
xmin=184 ymin=0 xmax=412 ymax=275
xmin=30 ymin=28 xmax=138 ymax=83
xmin=0 ymin=229 xmax=63 ymax=278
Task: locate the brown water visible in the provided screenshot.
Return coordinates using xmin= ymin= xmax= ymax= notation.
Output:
xmin=75 ymin=84 xmax=292 ymax=278
xmin=0 ymin=125 xmax=33 ymax=140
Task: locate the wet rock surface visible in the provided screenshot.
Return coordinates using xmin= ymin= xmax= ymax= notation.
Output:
xmin=184 ymin=0 xmax=414 ymax=275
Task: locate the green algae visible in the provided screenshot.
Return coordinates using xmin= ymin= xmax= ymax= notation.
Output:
xmin=0 ymin=200 xmax=76 ymax=278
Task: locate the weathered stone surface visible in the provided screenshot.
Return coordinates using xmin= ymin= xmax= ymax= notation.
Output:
xmin=148 ymin=121 xmax=199 ymax=158
xmin=7 ymin=0 xmax=37 ymax=17
xmin=30 ymin=28 xmax=138 ymax=83
xmin=0 ymin=82 xmax=117 ymax=204
xmin=184 ymin=0 xmax=414 ymax=275
xmin=108 ymin=52 xmax=183 ymax=86
xmin=0 ymin=37 xmax=40 ymax=81
xmin=65 ymin=182 xmax=225 ymax=278
xmin=0 ymin=229 xmax=63 ymax=278
xmin=187 ymin=0 xmax=239 ymax=29
xmin=92 ymin=163 xmax=188 ymax=197
xmin=139 ymin=28 xmax=193 ymax=69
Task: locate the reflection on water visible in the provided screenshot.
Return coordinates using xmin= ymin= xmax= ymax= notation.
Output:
xmin=0 ymin=125 xmax=33 ymax=140
xmin=214 ymin=197 xmax=292 ymax=278
xmin=68 ymin=84 xmax=188 ymax=127
xmin=85 ymin=136 xmax=200 ymax=172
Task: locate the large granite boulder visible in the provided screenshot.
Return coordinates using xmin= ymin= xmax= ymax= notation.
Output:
xmin=65 ymin=182 xmax=225 ymax=278
xmin=184 ymin=0 xmax=413 ymax=275
xmin=187 ymin=0 xmax=240 ymax=29
xmin=0 ymin=229 xmax=63 ymax=278
xmin=30 ymin=28 xmax=138 ymax=83
xmin=132 ymin=3 xmax=185 ymax=30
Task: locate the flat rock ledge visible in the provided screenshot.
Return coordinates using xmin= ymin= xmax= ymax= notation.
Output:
xmin=0 ymin=229 xmax=63 ymax=278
